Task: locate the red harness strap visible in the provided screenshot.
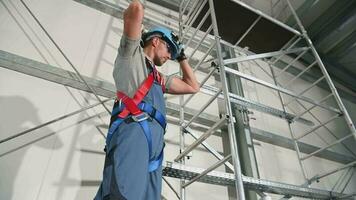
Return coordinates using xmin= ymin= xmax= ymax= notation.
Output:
xmin=117 ymin=73 xmax=155 ymax=118
xmin=152 ymin=67 xmax=166 ymax=92
xmin=116 ymin=59 xmax=167 ymax=118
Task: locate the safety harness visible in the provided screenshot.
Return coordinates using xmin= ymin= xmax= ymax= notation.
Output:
xmin=105 ymin=58 xmax=167 ymax=172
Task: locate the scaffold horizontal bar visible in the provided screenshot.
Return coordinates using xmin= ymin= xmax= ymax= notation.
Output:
xmin=223 ymin=47 xmax=309 ymax=65
xmin=224 ymin=67 xmax=342 ymax=114
xmin=201 ymin=85 xmax=314 ymax=126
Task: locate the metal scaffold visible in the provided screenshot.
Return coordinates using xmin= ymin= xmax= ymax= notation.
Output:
xmin=161 ymin=0 xmax=356 ymax=199
xmin=0 ymin=0 xmax=355 ymax=199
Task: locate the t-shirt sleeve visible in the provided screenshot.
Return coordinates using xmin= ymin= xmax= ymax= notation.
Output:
xmin=164 ymin=74 xmax=176 ymax=93
xmin=113 ymin=34 xmax=147 ymax=97
xmin=117 ymin=35 xmax=141 ymax=58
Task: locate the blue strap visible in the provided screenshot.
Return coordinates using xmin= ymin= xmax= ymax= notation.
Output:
xmin=148 ymin=149 xmax=163 ymax=172
xmin=112 ymin=101 xmax=123 ymax=116
xmin=106 ymin=118 xmax=124 ymax=146
xmin=138 ymin=118 xmax=163 ymax=172
xmin=138 ymin=119 xmax=153 ymax=158
xmin=139 ymin=102 xmax=166 ymax=130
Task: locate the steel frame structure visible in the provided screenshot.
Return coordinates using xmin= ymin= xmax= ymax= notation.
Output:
xmin=172 ymin=0 xmax=356 ymax=199
xmin=0 ymin=0 xmax=355 ymax=199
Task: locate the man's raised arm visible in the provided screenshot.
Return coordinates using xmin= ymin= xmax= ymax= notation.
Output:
xmin=123 ymin=0 xmax=144 ymax=39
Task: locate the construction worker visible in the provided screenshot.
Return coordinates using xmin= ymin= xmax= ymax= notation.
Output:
xmin=94 ymin=0 xmax=199 ymax=199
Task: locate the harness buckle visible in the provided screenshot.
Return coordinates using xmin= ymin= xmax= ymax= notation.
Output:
xmin=131 ymin=112 xmax=150 ymax=122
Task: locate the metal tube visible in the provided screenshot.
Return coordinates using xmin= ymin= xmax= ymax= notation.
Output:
xmin=202 ymin=83 xmax=315 ymax=125
xmin=254 ymin=60 xmax=273 ymax=78
xmin=189 ymin=25 xmax=213 ymax=60
xmin=283 ymin=35 xmax=298 ymax=48
xmin=181 ymin=0 xmax=192 ymax=16
xmin=224 ymin=47 xmax=309 ymax=65
xmin=289 ymin=123 xmax=309 ymax=181
xmin=184 ymin=127 xmax=235 ymax=171
xmin=0 ymin=98 xmax=112 ymax=144
xmin=183 ymin=66 xmax=217 ymax=107
xmin=179 ymin=102 xmax=186 ymax=200
xmin=296 ymin=114 xmax=340 ymax=140
xmin=224 ymin=67 xmax=341 ymax=114
xmin=183 ymin=0 xmax=208 ymax=39
xmin=272 ymin=0 xmax=282 ymax=8
xmin=186 ymin=0 xmax=201 ymax=20
xmin=340 ymin=167 xmax=355 ymax=193
xmin=178 ymin=11 xmax=187 ymax=198
xmin=235 ymin=16 xmax=262 ymax=46
xmin=185 ymin=8 xmax=211 ymax=47
xmin=209 ymin=0 xmax=246 ymax=199
xmin=163 ymin=177 xmax=180 ymax=199
xmin=340 ymin=193 xmax=356 ymax=199
xmin=292 ymin=93 xmax=333 ymax=121
xmin=179 ymin=0 xmax=186 ymax=8
xmin=182 ymin=154 xmax=232 ymax=188
xmin=269 ymin=66 xmax=309 ymax=181
xmin=184 ymin=0 xmax=203 ymax=26
xmin=175 ymin=116 xmax=226 ymax=161
xmin=284 ymin=61 xmax=317 ymax=87
xmin=293 ymin=98 xmax=356 ymax=158
xmin=184 ymin=88 xmax=222 ymax=128
xmin=19 ymin=0 xmax=111 ymax=114
xmin=309 ymin=161 xmax=356 ymax=184
xmin=178 ymin=13 xmax=186 ymax=198
xmin=300 ymin=134 xmax=353 ymax=160
xmin=230 ymin=0 xmax=301 ymax=36
xmin=331 ymin=167 xmax=352 ymax=192
xmin=272 ymin=37 xmax=302 ymax=64
xmin=277 ymin=35 xmax=298 ymax=53
xmin=284 ymin=76 xmax=325 ymax=106
xmin=275 ymin=49 xmax=308 ymax=78
xmin=286 ymin=0 xmax=356 ymax=141
xmin=193 ymin=41 xmax=216 ymax=71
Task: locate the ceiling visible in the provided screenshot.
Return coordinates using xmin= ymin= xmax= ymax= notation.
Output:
xmin=286 ymin=0 xmax=356 ymax=101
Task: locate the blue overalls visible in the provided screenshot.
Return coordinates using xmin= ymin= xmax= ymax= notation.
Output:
xmin=95 ymin=60 xmax=167 ymax=200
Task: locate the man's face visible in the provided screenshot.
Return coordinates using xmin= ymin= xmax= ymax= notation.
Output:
xmin=153 ymin=38 xmax=171 ymax=66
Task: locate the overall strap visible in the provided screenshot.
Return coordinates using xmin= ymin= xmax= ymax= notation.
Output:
xmin=146 ymin=57 xmax=166 ymax=93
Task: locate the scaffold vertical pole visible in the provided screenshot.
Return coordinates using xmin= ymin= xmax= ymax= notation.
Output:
xmin=208 ymin=0 xmax=246 ymax=199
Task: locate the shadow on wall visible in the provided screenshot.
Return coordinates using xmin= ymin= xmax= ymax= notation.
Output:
xmin=0 ymin=95 xmax=63 ymax=200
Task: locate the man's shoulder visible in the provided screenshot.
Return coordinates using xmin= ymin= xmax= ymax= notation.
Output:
xmin=118 ymin=34 xmax=142 ymax=58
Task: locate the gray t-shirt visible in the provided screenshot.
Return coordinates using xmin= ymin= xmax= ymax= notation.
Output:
xmin=113 ymin=35 xmax=171 ymax=97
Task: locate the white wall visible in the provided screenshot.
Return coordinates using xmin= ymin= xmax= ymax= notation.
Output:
xmin=0 ymin=0 xmax=355 ymax=200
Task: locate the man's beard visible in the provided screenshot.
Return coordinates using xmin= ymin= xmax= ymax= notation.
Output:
xmin=153 ymin=57 xmax=166 ymax=66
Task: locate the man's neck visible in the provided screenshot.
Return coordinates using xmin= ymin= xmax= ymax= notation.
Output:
xmin=143 ymin=48 xmax=154 ymax=61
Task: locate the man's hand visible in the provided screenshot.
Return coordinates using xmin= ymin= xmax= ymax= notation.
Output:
xmin=176 ymin=48 xmax=187 ymax=62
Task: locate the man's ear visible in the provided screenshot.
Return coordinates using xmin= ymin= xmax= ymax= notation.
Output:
xmin=151 ymin=37 xmax=159 ymax=47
